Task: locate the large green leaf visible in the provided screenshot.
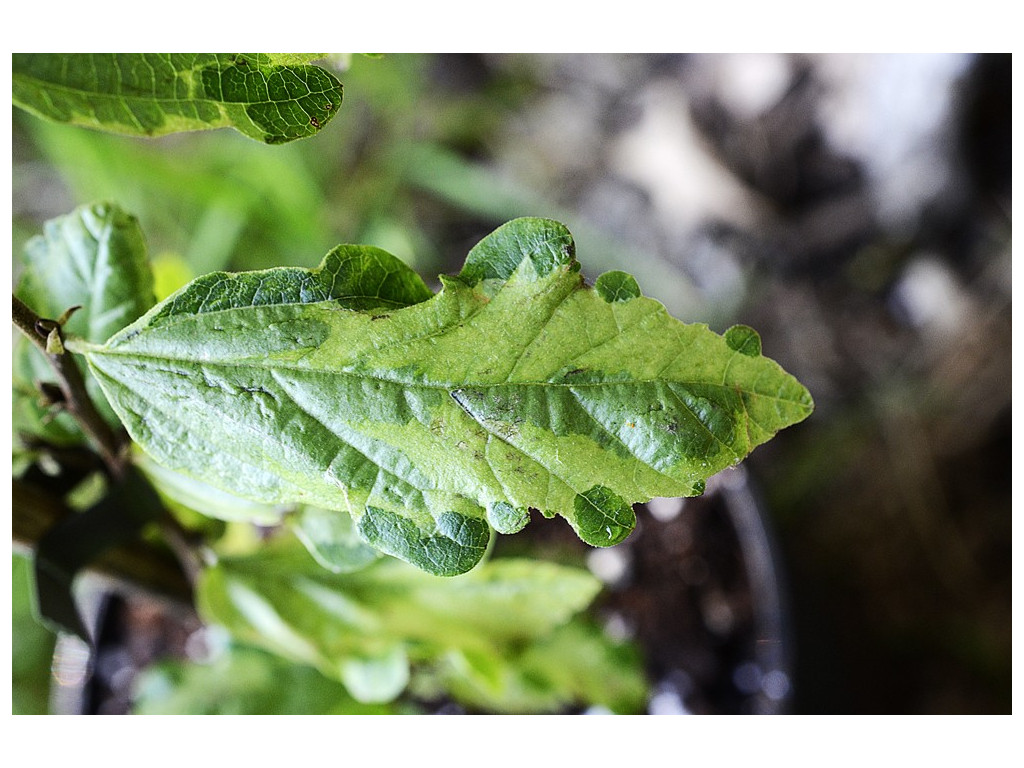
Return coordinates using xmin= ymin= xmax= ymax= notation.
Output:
xmin=13 ymin=54 xmax=343 ymax=144
xmin=81 ymin=218 xmax=813 ymax=576
xmin=14 ymin=202 xmax=156 ymax=444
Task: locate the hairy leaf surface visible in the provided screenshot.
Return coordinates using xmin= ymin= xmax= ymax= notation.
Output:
xmin=13 ymin=54 xmax=343 ymax=144
xmin=82 ymin=218 xmax=813 ymax=575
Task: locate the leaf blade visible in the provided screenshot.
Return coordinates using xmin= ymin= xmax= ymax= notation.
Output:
xmin=85 ymin=218 xmax=813 ymax=575
xmin=13 ymin=54 xmax=343 ymax=144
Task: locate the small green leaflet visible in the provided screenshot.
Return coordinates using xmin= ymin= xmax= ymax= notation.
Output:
xmin=81 ymin=218 xmax=813 ymax=576
xmin=13 ymin=54 xmax=343 ymax=144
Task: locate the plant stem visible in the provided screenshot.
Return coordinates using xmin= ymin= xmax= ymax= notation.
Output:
xmin=13 ymin=293 xmax=207 ymax=593
xmin=12 ymin=293 xmax=127 ymax=478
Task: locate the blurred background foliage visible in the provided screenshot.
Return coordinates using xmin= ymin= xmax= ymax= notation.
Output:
xmin=12 ymin=53 xmax=1011 ymax=713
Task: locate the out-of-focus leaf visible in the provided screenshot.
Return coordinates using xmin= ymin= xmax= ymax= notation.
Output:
xmin=197 ymin=536 xmax=602 ymax=705
xmin=24 ymin=119 xmax=334 ymax=275
xmin=339 ymin=646 xmax=410 ymax=704
xmin=13 ymin=554 xmax=57 ymax=714
xmin=428 ymin=620 xmax=647 ymax=714
xmin=132 ymin=643 xmax=402 ymax=715
xmin=151 ymin=253 xmax=196 ymax=302
xmin=289 ymin=505 xmax=381 ymax=573
xmin=83 ymin=218 xmax=813 ymax=576
xmin=13 ymin=54 xmax=343 ymax=144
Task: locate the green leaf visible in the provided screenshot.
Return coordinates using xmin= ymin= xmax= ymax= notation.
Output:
xmin=82 ymin=218 xmax=813 ymax=576
xmin=23 ymin=116 xmax=334 ymax=276
xmin=132 ymin=643 xmax=401 ymax=715
xmin=289 ymin=505 xmax=382 ymax=574
xmin=14 ymin=202 xmax=156 ymax=445
xmin=431 ymin=620 xmax=648 ymax=714
xmin=339 ymin=646 xmax=410 ymax=703
xmin=12 ymin=341 xmax=83 ymax=448
xmin=12 ymin=554 xmax=57 ymax=715
xmin=196 ymin=536 xmax=602 ymax=702
xmin=136 ymin=452 xmax=284 ymax=526
xmin=13 ymin=54 xmax=343 ymax=144
xmin=18 ymin=202 xmax=155 ymax=346
xmin=594 ymin=270 xmax=642 ymax=303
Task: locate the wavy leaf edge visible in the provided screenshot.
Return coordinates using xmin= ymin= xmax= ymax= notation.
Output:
xmin=80 ymin=217 xmax=814 ymax=576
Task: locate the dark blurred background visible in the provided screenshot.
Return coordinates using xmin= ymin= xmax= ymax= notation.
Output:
xmin=12 ymin=53 xmax=1012 ymax=713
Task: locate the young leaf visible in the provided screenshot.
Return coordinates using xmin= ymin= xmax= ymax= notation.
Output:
xmin=81 ymin=218 xmax=813 ymax=576
xmin=13 ymin=54 xmax=343 ymax=144
xmin=18 ymin=202 xmax=155 ymax=346
xmin=14 ymin=202 xmax=156 ymax=441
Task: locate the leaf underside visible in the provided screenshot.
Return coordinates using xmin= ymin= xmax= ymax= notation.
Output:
xmin=13 ymin=54 xmax=342 ymax=144
xmin=84 ymin=218 xmax=813 ymax=576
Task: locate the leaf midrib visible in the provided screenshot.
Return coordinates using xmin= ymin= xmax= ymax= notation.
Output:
xmin=14 ymin=72 xmax=322 ymax=109
xmin=88 ymin=348 xmax=809 ymax=405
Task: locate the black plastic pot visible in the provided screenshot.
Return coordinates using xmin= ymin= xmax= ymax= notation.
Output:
xmin=590 ymin=465 xmax=794 ymax=714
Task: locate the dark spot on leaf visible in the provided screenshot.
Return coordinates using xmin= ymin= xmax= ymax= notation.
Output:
xmin=310 ymin=116 xmax=320 ymax=129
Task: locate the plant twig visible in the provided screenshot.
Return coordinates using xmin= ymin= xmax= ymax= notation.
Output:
xmin=13 ymin=293 xmax=127 ymax=478
xmin=15 ymin=293 xmax=210 ymax=595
